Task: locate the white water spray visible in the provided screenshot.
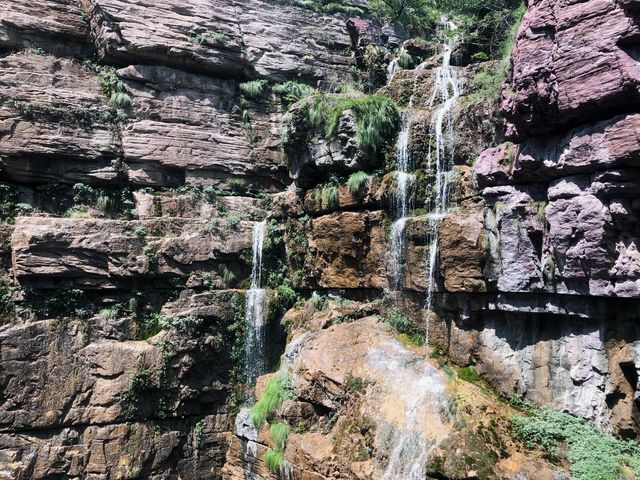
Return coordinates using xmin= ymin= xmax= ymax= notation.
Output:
xmin=373 ymin=342 xmax=449 ymax=480
xmin=244 ymin=220 xmax=268 ymax=384
xmin=424 ymin=19 xmax=464 ymax=340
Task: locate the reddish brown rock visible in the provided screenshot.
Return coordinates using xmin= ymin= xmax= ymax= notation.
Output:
xmin=502 ymin=0 xmax=640 ymax=139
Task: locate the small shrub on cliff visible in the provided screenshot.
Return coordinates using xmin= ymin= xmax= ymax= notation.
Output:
xmin=88 ymin=63 xmax=132 ymax=109
xmin=0 ymin=182 xmax=19 ymax=223
xmin=143 ymin=244 xmax=158 ymax=272
xmin=251 ymin=374 xmax=292 ymax=427
xmin=347 ymin=171 xmax=370 ymax=198
xmin=0 ymin=284 xmax=15 ymax=320
xmin=272 ymin=284 xmax=298 ymax=318
xmin=120 ymin=368 xmax=153 ymax=418
xmin=513 ymin=408 xmax=640 ymax=480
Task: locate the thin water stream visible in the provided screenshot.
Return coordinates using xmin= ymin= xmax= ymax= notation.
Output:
xmin=424 ymin=19 xmax=463 ymax=342
xmin=244 ymin=220 xmax=267 ymax=384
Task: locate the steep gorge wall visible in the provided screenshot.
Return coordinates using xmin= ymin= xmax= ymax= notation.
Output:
xmin=444 ymin=0 xmax=640 ymax=437
xmin=0 ymin=0 xmax=639 ymax=478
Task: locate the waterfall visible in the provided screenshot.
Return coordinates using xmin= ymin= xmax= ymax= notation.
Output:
xmin=424 ymin=19 xmax=463 ymax=340
xmin=372 ymin=342 xmax=449 ymax=480
xmin=244 ymin=220 xmax=268 ymax=384
xmin=387 ymin=57 xmax=400 ymax=82
xmin=389 ymin=115 xmax=413 ymax=289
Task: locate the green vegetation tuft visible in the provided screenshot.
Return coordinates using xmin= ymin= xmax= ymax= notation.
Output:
xmin=321 ymin=183 xmax=340 ymax=207
xmin=468 ymin=2 xmax=526 ymax=103
xmin=398 ymin=51 xmax=413 ymax=69
xmin=250 ymin=374 xmax=291 ymax=427
xmin=119 ymin=368 xmax=153 ymax=418
xmin=299 ymin=93 xmax=399 ymax=153
xmin=513 ymin=408 xmax=640 ymax=480
xmin=310 ymin=293 xmax=328 ymax=311
xmin=272 ymin=81 xmax=315 ymax=106
xmin=240 ymin=79 xmax=269 ymax=99
xmin=326 ymin=95 xmax=399 ymax=153
xmin=346 ymin=171 xmax=370 ymax=197
xmin=270 ymin=422 xmax=291 ymax=451
xmin=382 ymin=308 xmax=425 ymax=346
xmin=290 ymin=0 xmax=364 ymax=16
xmin=264 ymin=448 xmax=285 ymax=473
xmin=98 ymin=306 xmax=120 ymax=321
xmin=457 ymin=365 xmax=481 ymax=383
xmin=189 ymin=30 xmax=230 ymax=46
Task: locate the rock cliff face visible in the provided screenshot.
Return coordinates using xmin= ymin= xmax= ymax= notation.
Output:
xmin=0 ymin=0 xmax=639 ymax=478
xmin=460 ymin=0 xmax=640 ymax=437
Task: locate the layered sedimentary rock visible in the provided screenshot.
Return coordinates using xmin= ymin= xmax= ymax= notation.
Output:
xmin=436 ymin=0 xmax=640 ymax=436
xmin=1 ymin=0 xmax=640 ymax=477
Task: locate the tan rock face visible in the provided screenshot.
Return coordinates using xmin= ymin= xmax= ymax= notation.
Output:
xmin=81 ymin=0 xmax=353 ymax=81
xmin=0 ymin=0 xmax=89 ymax=56
xmin=438 ymin=201 xmax=486 ymax=293
xmin=300 ymin=211 xmax=388 ymax=290
xmin=225 ymin=304 xmax=565 ymax=480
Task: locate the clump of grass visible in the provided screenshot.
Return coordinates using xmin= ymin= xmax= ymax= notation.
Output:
xmin=270 ymin=422 xmax=291 ymax=451
xmin=310 ymin=293 xmax=328 ymax=311
xmin=457 ymin=365 xmax=480 ymax=383
xmin=190 ymin=30 xmax=230 ymax=46
xmin=98 ymin=306 xmax=119 ymax=321
xmin=250 ymin=374 xmax=291 ymax=427
xmin=325 ymin=95 xmax=399 ymax=153
xmin=302 ymin=93 xmax=400 ymax=153
xmin=321 ymin=183 xmax=339 ymax=207
xmin=272 ymin=81 xmax=315 ymax=106
xmin=382 ymin=308 xmax=425 ymax=346
xmin=398 ymin=51 xmax=413 ymax=69
xmin=513 ymin=408 xmax=640 ymax=480
xmin=240 ymin=79 xmax=269 ymax=99
xmin=346 ymin=171 xmax=370 ymax=197
xmin=264 ymin=448 xmax=284 ymax=473
xmin=345 ymin=375 xmax=367 ymax=393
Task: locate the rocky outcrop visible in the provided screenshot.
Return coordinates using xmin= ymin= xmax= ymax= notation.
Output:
xmin=81 ymin=0 xmax=353 ymax=81
xmin=432 ymin=0 xmax=640 ymax=436
xmin=502 ymin=0 xmax=640 ymax=140
xmin=1 ymin=0 xmax=640 ymax=476
xmin=223 ymin=300 xmax=565 ymax=479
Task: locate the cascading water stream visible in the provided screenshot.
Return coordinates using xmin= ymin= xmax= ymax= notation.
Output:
xmin=389 ymin=115 xmax=412 ymax=289
xmin=388 ymin=61 xmax=431 ymax=288
xmin=424 ymin=19 xmax=464 ymax=341
xmin=244 ymin=220 xmax=267 ymax=384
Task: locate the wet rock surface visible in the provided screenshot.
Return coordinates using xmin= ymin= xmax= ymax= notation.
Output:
xmin=0 ymin=0 xmax=639 ymax=477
